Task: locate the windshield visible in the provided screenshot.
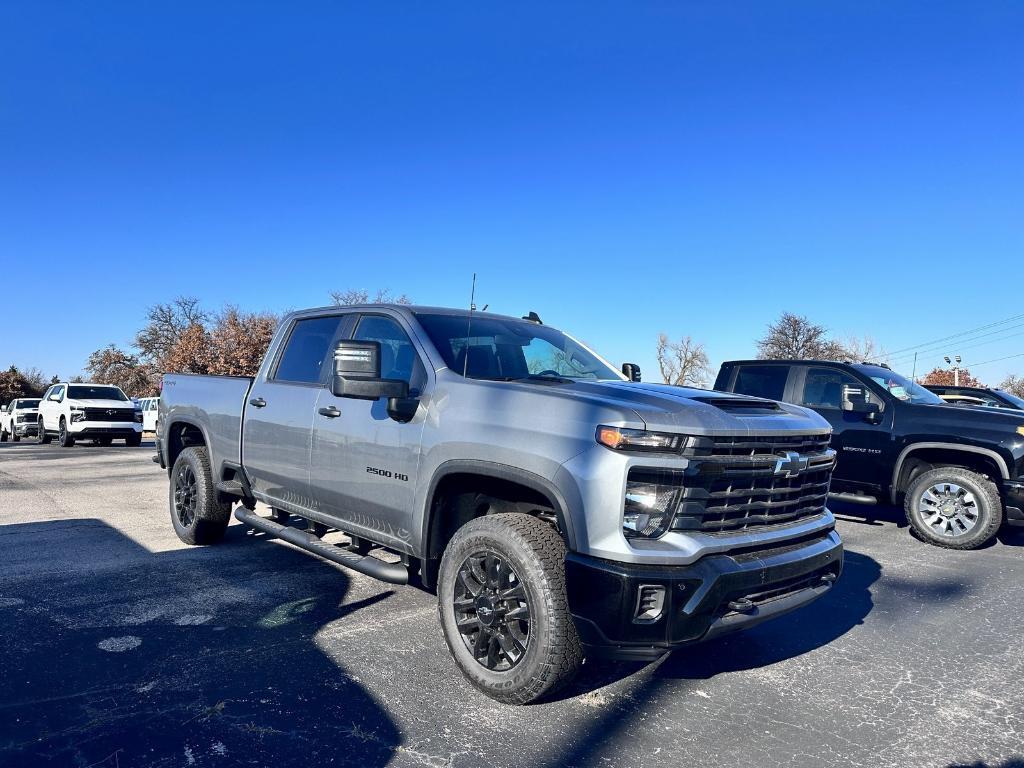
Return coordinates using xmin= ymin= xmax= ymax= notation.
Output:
xmin=854 ymin=365 xmax=944 ymax=405
xmin=415 ymin=312 xmax=624 ymax=382
xmin=996 ymin=390 xmax=1024 ymax=409
xmin=16 ymin=400 xmax=40 ymax=409
xmin=67 ymin=385 xmax=129 ymax=401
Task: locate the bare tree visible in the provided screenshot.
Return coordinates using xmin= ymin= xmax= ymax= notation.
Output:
xmin=329 ymin=288 xmax=412 ymax=306
xmin=656 ymin=333 xmax=712 ymax=387
xmin=1000 ymin=374 xmax=1024 ymax=398
xmin=85 ymin=345 xmax=159 ymax=398
xmin=839 ymin=335 xmax=887 ymax=364
xmin=21 ymin=367 xmax=50 ymax=395
xmin=756 ymin=312 xmax=847 ymax=361
xmin=134 ymin=297 xmax=210 ymax=368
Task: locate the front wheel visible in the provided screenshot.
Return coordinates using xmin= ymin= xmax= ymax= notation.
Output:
xmin=169 ymin=446 xmax=232 ymax=545
xmin=12 ymin=432 xmax=20 ymax=442
xmin=0 ymin=427 xmax=7 ymax=442
xmin=38 ymin=419 xmax=52 ymax=444
xmin=58 ymin=418 xmax=75 ymax=448
xmin=437 ymin=513 xmax=583 ymax=705
xmin=904 ymin=467 xmax=1002 ymax=550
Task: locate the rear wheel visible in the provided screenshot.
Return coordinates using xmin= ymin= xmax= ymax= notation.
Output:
xmin=12 ymin=431 xmax=20 ymax=442
xmin=437 ymin=513 xmax=583 ymax=705
xmin=904 ymin=467 xmax=1002 ymax=550
xmin=38 ymin=418 xmax=51 ymax=444
xmin=0 ymin=426 xmax=7 ymax=442
xmin=58 ymin=418 xmax=75 ymax=448
xmin=169 ymin=446 xmax=232 ymax=545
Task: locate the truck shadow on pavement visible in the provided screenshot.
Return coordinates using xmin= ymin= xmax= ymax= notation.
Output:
xmin=0 ymin=518 xmax=403 ymax=767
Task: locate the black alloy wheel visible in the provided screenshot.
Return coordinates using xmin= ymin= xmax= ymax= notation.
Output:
xmin=453 ymin=551 xmax=532 ymax=671
xmin=173 ymin=463 xmax=198 ymax=529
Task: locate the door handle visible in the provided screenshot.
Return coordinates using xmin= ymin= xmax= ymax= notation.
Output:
xmin=318 ymin=406 xmax=341 ymax=418
xmin=249 ymin=397 xmax=267 ymax=408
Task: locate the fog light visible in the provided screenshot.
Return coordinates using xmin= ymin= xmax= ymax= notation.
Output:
xmin=634 ymin=584 xmax=666 ymax=624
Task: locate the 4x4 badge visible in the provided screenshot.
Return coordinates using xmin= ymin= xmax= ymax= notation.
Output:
xmin=773 ymin=450 xmax=810 ymax=478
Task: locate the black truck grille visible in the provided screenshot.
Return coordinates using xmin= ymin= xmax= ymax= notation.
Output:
xmin=660 ymin=433 xmax=836 ymax=534
xmin=84 ymin=408 xmax=136 ymax=422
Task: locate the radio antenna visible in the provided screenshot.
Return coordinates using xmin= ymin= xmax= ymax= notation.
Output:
xmin=463 ymin=273 xmax=477 ymax=378
xmin=911 ymin=352 xmax=918 ymax=384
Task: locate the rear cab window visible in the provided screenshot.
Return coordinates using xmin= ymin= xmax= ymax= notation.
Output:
xmin=273 ymin=315 xmax=347 ymax=384
xmin=731 ymin=365 xmax=789 ymax=401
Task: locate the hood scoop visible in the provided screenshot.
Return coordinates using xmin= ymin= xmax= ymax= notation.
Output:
xmin=691 ymin=396 xmax=782 ymax=414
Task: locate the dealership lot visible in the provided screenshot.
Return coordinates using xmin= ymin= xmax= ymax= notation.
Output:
xmin=1 ymin=441 xmax=1022 ymax=768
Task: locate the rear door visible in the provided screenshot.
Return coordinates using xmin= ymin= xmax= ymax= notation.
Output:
xmin=242 ymin=314 xmax=349 ymax=512
xmin=791 ymin=365 xmax=893 ymax=492
xmin=309 ymin=312 xmax=429 ymax=551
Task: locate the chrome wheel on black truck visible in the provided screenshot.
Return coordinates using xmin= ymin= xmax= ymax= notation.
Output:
xmin=904 ymin=467 xmax=1002 ymax=550
xmin=169 ymin=446 xmax=232 ymax=545
xmin=437 ymin=513 xmax=582 ymax=705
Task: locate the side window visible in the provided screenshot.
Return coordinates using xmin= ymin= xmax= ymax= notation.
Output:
xmin=51 ymin=385 xmax=65 ymax=402
xmin=273 ymin=316 xmax=345 ymax=384
xmin=800 ymin=368 xmax=879 ymax=409
xmin=353 ymin=315 xmax=426 ymax=391
xmin=733 ymin=365 xmax=788 ymax=401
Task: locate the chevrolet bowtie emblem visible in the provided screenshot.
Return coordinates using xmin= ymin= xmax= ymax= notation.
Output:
xmin=773 ymin=450 xmax=810 ymax=478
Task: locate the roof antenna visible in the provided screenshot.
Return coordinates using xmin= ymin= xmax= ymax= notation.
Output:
xmin=911 ymin=352 xmax=918 ymax=384
xmin=463 ymin=273 xmax=477 ymax=378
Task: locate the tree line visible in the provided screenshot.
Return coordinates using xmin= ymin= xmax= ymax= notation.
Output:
xmin=655 ymin=311 xmax=1024 ymax=395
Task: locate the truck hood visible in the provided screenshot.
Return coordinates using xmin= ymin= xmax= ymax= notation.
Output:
xmin=67 ymin=398 xmax=135 ymax=409
xmin=911 ymin=400 xmax=1024 ymax=433
xmin=524 ymin=380 xmax=831 ymax=435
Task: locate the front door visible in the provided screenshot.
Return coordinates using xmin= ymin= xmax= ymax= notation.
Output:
xmin=792 ymin=366 xmax=893 ymax=493
xmin=242 ymin=314 xmax=347 ymax=512
xmin=309 ymin=312 xmax=428 ymax=552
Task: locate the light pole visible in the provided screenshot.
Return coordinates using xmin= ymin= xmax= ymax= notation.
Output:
xmin=943 ymin=355 xmax=962 ymax=386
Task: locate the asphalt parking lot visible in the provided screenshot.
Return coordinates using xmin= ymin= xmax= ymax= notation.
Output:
xmin=1 ymin=441 xmax=1023 ymax=768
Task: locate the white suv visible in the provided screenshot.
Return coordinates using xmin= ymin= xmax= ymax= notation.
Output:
xmin=37 ymin=382 xmax=143 ymax=447
xmin=1 ymin=398 xmax=41 ymax=442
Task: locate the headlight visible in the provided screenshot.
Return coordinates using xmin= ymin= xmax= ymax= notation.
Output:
xmin=597 ymin=426 xmax=685 ymax=452
xmin=70 ymin=408 xmax=86 ymax=423
xmin=623 ymin=469 xmax=685 ymax=539
xmin=134 ymin=412 xmax=144 ymax=424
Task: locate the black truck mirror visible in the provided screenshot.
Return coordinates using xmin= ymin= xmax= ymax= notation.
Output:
xmin=842 ymin=387 xmax=883 ymax=424
xmin=332 ymin=340 xmax=409 ymax=401
xmin=622 ymin=363 xmax=642 ymax=382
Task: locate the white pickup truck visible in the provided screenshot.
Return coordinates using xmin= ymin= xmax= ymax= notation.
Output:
xmin=1 ymin=398 xmax=41 ymax=441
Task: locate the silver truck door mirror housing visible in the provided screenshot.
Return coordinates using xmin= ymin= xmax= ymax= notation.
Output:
xmin=332 ymin=340 xmax=409 ymax=400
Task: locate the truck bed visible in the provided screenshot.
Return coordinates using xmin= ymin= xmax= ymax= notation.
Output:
xmin=159 ymin=373 xmax=253 ymax=478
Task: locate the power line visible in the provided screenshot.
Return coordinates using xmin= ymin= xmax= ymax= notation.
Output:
xmin=962 ymin=351 xmax=1024 ymax=368
xmin=886 ymin=312 xmax=1024 ymax=357
xmin=887 ymin=324 xmax=1024 ymax=366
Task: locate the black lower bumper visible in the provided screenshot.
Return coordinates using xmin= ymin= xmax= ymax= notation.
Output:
xmin=73 ymin=427 xmax=139 ymax=437
xmin=565 ymin=530 xmax=843 ymax=661
xmin=1004 ymin=481 xmax=1024 ymax=528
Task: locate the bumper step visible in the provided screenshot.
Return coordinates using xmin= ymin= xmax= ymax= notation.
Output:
xmin=234 ymin=507 xmax=408 ymax=585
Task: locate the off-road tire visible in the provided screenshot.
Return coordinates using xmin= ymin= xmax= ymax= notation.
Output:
xmin=12 ymin=430 xmax=20 ymax=442
xmin=37 ymin=419 xmax=51 ymax=444
xmin=437 ymin=513 xmax=583 ymax=705
xmin=126 ymin=432 xmax=142 ymax=447
xmin=58 ymin=418 xmax=75 ymax=448
xmin=169 ymin=446 xmax=232 ymax=545
xmin=904 ymin=466 xmax=1002 ymax=550
xmin=0 ymin=427 xmax=7 ymax=442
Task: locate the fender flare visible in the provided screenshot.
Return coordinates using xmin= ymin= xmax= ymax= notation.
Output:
xmin=162 ymin=416 xmax=215 ymax=473
xmin=421 ymin=459 xmax=577 ymax=553
xmin=891 ymin=442 xmax=1010 ymax=504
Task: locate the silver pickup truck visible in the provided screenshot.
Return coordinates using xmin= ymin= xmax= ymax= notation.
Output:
xmin=157 ymin=304 xmax=843 ymax=703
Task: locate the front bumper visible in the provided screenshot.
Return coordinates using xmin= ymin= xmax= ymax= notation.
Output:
xmin=68 ymin=421 xmax=142 ymax=437
xmin=12 ymin=420 xmax=38 ymax=436
xmin=1003 ymin=480 xmax=1024 ymax=528
xmin=565 ymin=529 xmax=843 ymax=661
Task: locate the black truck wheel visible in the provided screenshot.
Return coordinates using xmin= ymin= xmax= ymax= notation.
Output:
xmin=904 ymin=467 xmax=1002 ymax=550
xmin=437 ymin=513 xmax=583 ymax=705
xmin=58 ymin=418 xmax=75 ymax=447
xmin=0 ymin=427 xmax=7 ymax=442
xmin=169 ymin=446 xmax=232 ymax=545
xmin=37 ymin=419 xmax=51 ymax=444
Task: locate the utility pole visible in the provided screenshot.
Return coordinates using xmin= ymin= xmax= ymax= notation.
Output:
xmin=943 ymin=355 xmax=962 ymax=386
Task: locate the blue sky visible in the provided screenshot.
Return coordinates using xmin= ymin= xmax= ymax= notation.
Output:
xmin=2 ymin=2 xmax=1022 ymax=385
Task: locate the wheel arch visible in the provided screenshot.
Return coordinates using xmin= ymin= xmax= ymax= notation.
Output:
xmin=419 ymin=460 xmax=576 ymax=588
xmin=891 ymin=442 xmax=1009 ymax=504
xmin=164 ymin=417 xmax=212 ymax=476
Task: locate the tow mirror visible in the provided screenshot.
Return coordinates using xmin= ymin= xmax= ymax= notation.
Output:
xmin=332 ymin=340 xmax=409 ymax=401
xmin=842 ymin=388 xmax=883 ymax=424
xmin=622 ymin=363 xmax=642 ymax=382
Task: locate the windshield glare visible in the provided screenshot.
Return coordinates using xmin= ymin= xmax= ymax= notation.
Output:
xmin=996 ymin=390 xmax=1024 ymax=409
xmin=855 ymin=366 xmax=944 ymax=405
xmin=16 ymin=400 xmax=40 ymax=409
xmin=415 ymin=313 xmax=623 ymax=382
xmin=67 ymin=385 xmax=129 ymax=401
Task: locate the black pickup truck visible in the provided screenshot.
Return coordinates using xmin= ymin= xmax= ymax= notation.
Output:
xmin=714 ymin=360 xmax=1024 ymax=550
xmin=926 ymin=385 xmax=1024 ymax=411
